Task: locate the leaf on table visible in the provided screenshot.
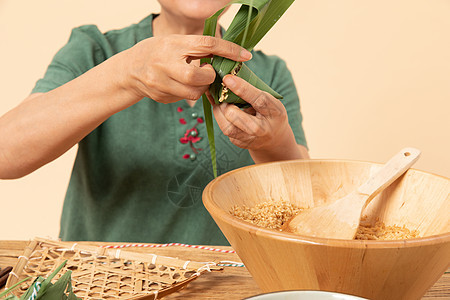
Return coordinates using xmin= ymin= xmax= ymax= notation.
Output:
xmin=1 ymin=261 xmax=81 ymax=300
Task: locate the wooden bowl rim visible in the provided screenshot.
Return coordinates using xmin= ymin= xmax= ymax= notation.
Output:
xmin=203 ymin=159 xmax=450 ymax=249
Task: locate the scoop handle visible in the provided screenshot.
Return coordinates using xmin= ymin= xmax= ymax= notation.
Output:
xmin=357 ymin=147 xmax=421 ymax=203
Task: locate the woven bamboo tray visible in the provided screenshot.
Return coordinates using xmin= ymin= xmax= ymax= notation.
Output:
xmin=6 ymin=238 xmax=222 ymax=299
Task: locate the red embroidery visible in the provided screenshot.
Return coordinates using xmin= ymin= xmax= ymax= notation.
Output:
xmin=179 ymin=114 xmax=204 ymax=159
xmin=177 ymin=107 xmax=183 ymax=112
xmin=180 ymin=128 xmax=201 ymax=144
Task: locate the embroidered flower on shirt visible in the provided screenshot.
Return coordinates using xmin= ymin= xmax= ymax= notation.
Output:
xmin=177 ymin=107 xmax=204 ymax=160
xmin=179 ymin=128 xmax=201 ymax=144
xmin=181 ymin=124 xmax=204 ymax=159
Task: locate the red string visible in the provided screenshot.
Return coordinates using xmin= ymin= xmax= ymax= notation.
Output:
xmin=101 ymin=243 xmax=236 ymax=253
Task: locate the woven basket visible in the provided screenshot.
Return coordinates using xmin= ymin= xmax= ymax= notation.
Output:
xmin=6 ymin=238 xmax=221 ymax=299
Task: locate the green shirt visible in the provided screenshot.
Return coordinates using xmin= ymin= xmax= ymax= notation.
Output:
xmin=32 ymin=14 xmax=307 ymax=245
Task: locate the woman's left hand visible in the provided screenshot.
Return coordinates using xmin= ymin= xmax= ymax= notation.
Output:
xmin=211 ymin=75 xmax=306 ymax=163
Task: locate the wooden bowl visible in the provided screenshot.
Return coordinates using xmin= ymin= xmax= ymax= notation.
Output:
xmin=202 ymin=160 xmax=450 ymax=300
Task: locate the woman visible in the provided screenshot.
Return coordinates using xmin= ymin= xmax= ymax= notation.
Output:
xmin=0 ymin=0 xmax=308 ymax=245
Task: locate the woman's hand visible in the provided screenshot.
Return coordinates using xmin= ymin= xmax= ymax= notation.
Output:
xmin=212 ymin=75 xmax=307 ymax=163
xmin=122 ymin=35 xmax=252 ymax=104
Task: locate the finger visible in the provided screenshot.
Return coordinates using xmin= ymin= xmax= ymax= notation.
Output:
xmin=157 ymin=76 xmax=208 ymax=101
xmin=213 ymin=103 xmax=249 ymax=140
xmin=213 ymin=103 xmax=232 ymax=133
xmin=171 ymin=63 xmax=217 ymax=86
xmin=219 ymin=102 xmax=265 ymax=137
xmin=222 ymin=75 xmax=281 ymax=115
xmin=151 ymin=90 xmax=182 ymax=103
xmin=229 ymin=136 xmax=256 ymax=150
xmin=186 ymin=36 xmax=252 ymax=62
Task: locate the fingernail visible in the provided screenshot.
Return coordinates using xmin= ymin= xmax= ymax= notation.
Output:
xmin=241 ymin=49 xmax=252 ymax=60
xmin=223 ymin=75 xmax=236 ymax=89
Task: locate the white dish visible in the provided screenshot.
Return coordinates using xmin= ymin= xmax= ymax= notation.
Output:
xmin=245 ymin=290 xmax=368 ymax=300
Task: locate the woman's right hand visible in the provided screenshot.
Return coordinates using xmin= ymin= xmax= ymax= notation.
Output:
xmin=121 ymin=35 xmax=252 ymax=104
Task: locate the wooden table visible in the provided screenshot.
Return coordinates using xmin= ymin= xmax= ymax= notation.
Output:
xmin=0 ymin=240 xmax=448 ymax=299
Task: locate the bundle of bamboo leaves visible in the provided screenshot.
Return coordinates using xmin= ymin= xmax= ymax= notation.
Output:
xmin=0 ymin=261 xmax=80 ymax=300
xmin=201 ymin=0 xmax=295 ymax=177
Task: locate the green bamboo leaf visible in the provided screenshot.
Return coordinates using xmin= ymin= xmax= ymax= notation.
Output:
xmin=208 ymin=0 xmax=295 ymax=104
xmin=34 ymin=260 xmax=67 ymax=297
xmin=201 ymin=0 xmax=295 ymax=175
xmin=201 ymin=95 xmax=217 ymax=178
xmin=201 ymin=12 xmax=219 ymax=178
xmin=38 ymin=270 xmax=75 ymax=299
xmin=240 ymin=0 xmax=295 ymax=49
xmin=0 ymin=277 xmax=32 ymax=299
xmin=1 ymin=261 xmax=80 ymax=300
xmin=19 ymin=277 xmax=44 ymax=300
xmin=211 ymin=62 xmax=282 ymax=108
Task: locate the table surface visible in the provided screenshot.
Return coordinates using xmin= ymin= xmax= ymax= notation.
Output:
xmin=0 ymin=240 xmax=448 ymax=299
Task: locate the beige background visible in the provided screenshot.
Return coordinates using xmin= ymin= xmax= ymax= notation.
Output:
xmin=0 ymin=0 xmax=449 ymax=240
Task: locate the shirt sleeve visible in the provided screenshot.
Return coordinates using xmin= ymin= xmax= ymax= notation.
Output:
xmin=270 ymin=57 xmax=308 ymax=149
xmin=31 ymin=25 xmax=107 ymax=94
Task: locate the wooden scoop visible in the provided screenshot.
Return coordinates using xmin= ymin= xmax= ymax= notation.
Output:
xmin=283 ymin=147 xmax=421 ymax=239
